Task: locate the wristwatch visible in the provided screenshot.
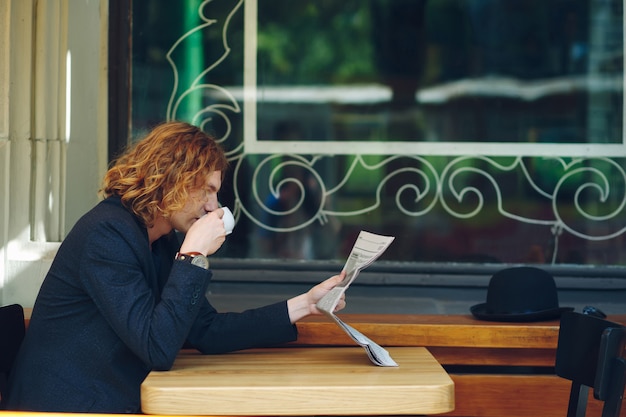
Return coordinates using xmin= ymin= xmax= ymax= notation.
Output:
xmin=175 ymin=252 xmax=210 ymax=270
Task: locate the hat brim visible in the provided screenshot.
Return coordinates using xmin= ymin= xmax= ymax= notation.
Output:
xmin=470 ymin=303 xmax=574 ymax=322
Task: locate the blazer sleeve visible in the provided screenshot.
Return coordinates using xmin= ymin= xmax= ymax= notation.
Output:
xmin=185 ymin=298 xmax=298 ymax=354
xmin=166 ymin=231 xmax=299 ymax=354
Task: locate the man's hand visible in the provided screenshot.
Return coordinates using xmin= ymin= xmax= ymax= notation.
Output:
xmin=287 ymin=271 xmax=347 ymax=323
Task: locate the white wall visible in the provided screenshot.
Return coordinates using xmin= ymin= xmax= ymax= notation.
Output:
xmin=0 ymin=0 xmax=108 ymax=307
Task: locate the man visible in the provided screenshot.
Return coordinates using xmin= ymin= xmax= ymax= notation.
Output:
xmin=2 ymin=121 xmax=346 ymax=413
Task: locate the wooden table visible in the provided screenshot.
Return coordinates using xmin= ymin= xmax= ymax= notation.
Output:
xmin=141 ymin=347 xmax=455 ymax=416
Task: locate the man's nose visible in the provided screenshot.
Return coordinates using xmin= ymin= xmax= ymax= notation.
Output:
xmin=204 ymin=197 xmax=219 ymax=212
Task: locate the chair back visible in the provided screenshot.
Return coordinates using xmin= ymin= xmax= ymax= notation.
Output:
xmin=556 ymin=311 xmax=626 ymax=417
xmin=0 ymin=304 xmax=25 ymax=400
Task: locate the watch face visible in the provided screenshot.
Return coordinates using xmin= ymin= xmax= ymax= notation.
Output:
xmin=190 ymin=255 xmax=210 ymax=269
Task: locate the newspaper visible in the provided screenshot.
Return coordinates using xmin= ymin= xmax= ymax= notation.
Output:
xmin=316 ymin=230 xmax=397 ymax=367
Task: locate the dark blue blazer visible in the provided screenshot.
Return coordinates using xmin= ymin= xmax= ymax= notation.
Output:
xmin=2 ymin=196 xmax=296 ymax=413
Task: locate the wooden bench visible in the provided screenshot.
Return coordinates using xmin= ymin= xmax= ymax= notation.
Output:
xmin=293 ymin=314 xmax=626 ymax=417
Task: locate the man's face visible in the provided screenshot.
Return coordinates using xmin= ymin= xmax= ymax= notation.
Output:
xmin=169 ymin=170 xmax=222 ymax=233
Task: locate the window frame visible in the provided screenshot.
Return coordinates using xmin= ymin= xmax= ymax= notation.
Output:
xmin=242 ymin=0 xmax=626 ymax=157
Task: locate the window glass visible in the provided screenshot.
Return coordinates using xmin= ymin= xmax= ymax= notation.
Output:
xmin=131 ymin=0 xmax=626 ymax=266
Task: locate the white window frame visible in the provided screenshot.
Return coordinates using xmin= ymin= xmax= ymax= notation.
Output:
xmin=242 ymin=0 xmax=626 ymax=157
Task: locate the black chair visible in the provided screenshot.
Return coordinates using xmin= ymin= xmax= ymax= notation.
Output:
xmin=556 ymin=311 xmax=626 ymax=417
xmin=0 ymin=304 xmax=25 ymax=401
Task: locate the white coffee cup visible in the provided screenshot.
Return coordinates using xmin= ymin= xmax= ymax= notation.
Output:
xmin=221 ymin=206 xmax=235 ymax=235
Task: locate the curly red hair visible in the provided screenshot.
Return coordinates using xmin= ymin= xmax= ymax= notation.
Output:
xmin=101 ymin=121 xmax=229 ymax=227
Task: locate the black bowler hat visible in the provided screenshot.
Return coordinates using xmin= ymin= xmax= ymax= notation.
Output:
xmin=470 ymin=266 xmax=574 ymax=322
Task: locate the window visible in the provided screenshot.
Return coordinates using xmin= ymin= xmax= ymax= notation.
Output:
xmin=127 ymin=0 xmax=626 ymax=268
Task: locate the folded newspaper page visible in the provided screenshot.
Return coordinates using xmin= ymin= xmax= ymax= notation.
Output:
xmin=316 ymin=230 xmax=397 ymax=366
